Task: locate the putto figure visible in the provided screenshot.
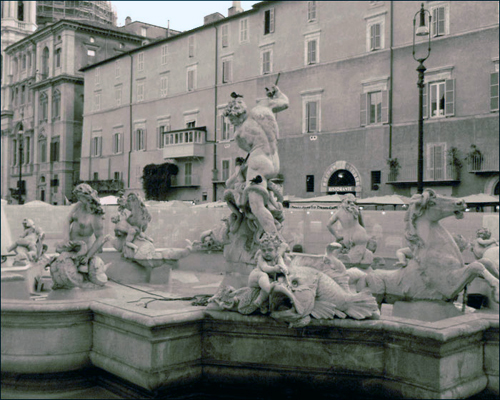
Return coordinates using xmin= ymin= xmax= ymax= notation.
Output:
xmin=222 ymin=85 xmax=289 ymax=262
xmin=7 ymin=218 xmax=46 ymax=264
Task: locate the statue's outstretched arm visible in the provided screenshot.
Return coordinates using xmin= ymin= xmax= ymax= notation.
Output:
xmin=266 ymin=86 xmax=289 ymax=113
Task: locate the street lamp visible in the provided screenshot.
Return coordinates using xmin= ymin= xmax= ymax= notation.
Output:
xmin=412 ymin=3 xmax=431 ymax=194
xmin=17 ymin=121 xmax=24 ymax=204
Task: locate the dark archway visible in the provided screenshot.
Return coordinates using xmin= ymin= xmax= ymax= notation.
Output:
xmin=327 ymin=169 xmax=356 ymax=195
xmin=494 ymin=181 xmax=499 ymax=196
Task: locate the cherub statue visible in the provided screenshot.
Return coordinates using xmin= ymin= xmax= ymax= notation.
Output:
xmin=248 ymin=233 xmax=289 ymax=312
xmin=471 ymin=228 xmax=498 ymax=260
xmin=7 ymin=218 xmax=46 ymax=263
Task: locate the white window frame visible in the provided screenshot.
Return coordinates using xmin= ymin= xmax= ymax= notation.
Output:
xmin=304 ymin=32 xmax=320 ymax=66
xmin=115 ymin=60 xmax=121 ymax=78
xmin=239 ymin=18 xmax=249 ymax=43
xmin=301 ymin=90 xmax=322 ymax=134
xmin=221 ymin=56 xmax=233 ymax=84
xmin=307 ymin=1 xmax=317 ymax=22
xmin=368 ymin=91 xmax=383 ymax=125
xmin=188 ymin=36 xmax=195 ymax=58
xmin=161 ymin=44 xmax=168 ymax=65
xmin=94 ymin=91 xmax=101 ymax=112
xmin=491 ymin=61 xmax=499 ymax=112
xmin=137 ymin=81 xmax=145 ymax=102
xmin=424 ymin=66 xmax=454 ymax=119
xmin=95 ymin=67 xmax=100 ymax=85
xmin=112 ymin=132 xmax=123 ymax=154
xmin=360 ymin=77 xmax=389 ymax=126
xmin=187 ymin=65 xmax=197 ymax=92
xmin=260 ymin=46 xmax=273 ymax=75
xmin=160 ymin=75 xmax=168 ymax=98
xmin=157 ymin=118 xmax=171 ymax=148
xmin=426 ymin=142 xmax=447 ymax=181
xmin=221 ymin=159 xmax=231 ymax=182
xmin=264 ymin=8 xmax=275 ymax=35
xmin=365 ymin=13 xmax=385 ymax=52
xmin=115 ymin=85 xmax=122 ymax=107
xmin=221 ymin=24 xmax=229 ymax=48
xmin=429 ymin=2 xmax=450 ymax=37
xmin=137 ymin=52 xmax=145 ymax=72
xmin=91 ymin=134 xmax=102 ymax=157
xmin=87 ymin=49 xmax=96 ymax=57
xmin=141 ymin=27 xmax=148 ymax=37
xmin=134 ymin=124 xmax=146 ymax=151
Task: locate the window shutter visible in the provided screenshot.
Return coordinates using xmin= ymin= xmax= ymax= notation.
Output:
xmin=381 ymin=90 xmax=389 ymax=124
xmin=422 ymin=83 xmax=428 ymax=119
xmin=143 ymin=129 xmax=147 ymax=151
xmin=307 ymin=102 xmax=317 ymax=132
xmin=444 ymin=79 xmax=455 ymax=116
xmin=98 ymin=137 xmax=102 ymax=156
xmin=490 ymin=72 xmax=499 ymax=112
xmin=157 ymin=127 xmax=161 ymax=148
xmin=360 ymin=93 xmax=368 ymax=126
xmin=375 ymin=24 xmax=381 ymax=49
xmin=269 ymin=9 xmax=275 ymax=33
xmin=434 ymin=144 xmax=444 ymax=180
xmin=426 ymin=144 xmax=434 ymax=180
xmin=432 ymin=8 xmax=438 ymax=36
xmin=370 ymin=25 xmax=376 ymax=50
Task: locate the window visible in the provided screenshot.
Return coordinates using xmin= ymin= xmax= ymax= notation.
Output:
xmin=219 ymin=113 xmax=233 ymax=141
xmin=360 ymin=90 xmax=388 ymax=126
xmin=370 ymin=23 xmax=381 ymax=51
xmin=50 ymin=137 xmax=60 ymax=162
xmin=137 ymin=52 xmax=144 ymax=71
xmin=161 ymin=44 xmax=168 ymax=65
xmin=371 ymin=171 xmax=381 ymax=190
xmin=426 ymin=143 xmax=446 ymax=180
xmin=95 ymin=67 xmax=100 ymax=85
xmin=115 ymin=60 xmax=120 ymax=78
xmin=261 ymin=48 xmax=272 ymax=75
xmin=89 ymin=37 xmax=95 ymax=43
xmin=39 ymin=93 xmax=48 ymax=122
xmin=21 ymin=54 xmax=26 ymax=70
xmin=39 ymin=139 xmax=47 ymax=163
xmin=87 ymin=49 xmax=96 ymax=57
xmin=18 ymin=1 xmax=24 ymax=21
xmin=42 ymin=47 xmax=49 ymax=78
xmin=308 ymin=1 xmax=317 ymax=21
xmin=221 ymin=25 xmax=229 ymax=48
xmin=491 ymin=72 xmax=499 ymax=112
xmin=222 ymin=160 xmax=230 ymax=181
xmin=93 ymin=172 xmax=99 ymax=181
xmin=114 ymin=172 xmax=121 ymax=181
xmin=55 ymin=48 xmax=62 ymax=68
xmin=15 ymin=87 xmax=19 ymax=106
xmin=306 ymin=175 xmax=315 ymax=192
xmin=137 ymin=81 xmax=145 ymax=102
xmin=305 ymin=101 xmax=318 ymax=133
xmin=141 ymin=27 xmax=148 ymax=37
xmin=185 ymin=162 xmax=192 ymax=185
xmin=158 ymin=122 xmax=171 ymax=148
xmin=24 ymin=137 xmax=30 ymax=164
xmin=305 ymin=33 xmax=320 ymax=65
xmin=115 ymin=86 xmax=122 ymax=106
xmin=12 ymin=57 xmax=18 ymax=76
xmin=188 ymin=36 xmax=195 ymax=58
xmin=427 ymin=79 xmax=455 ymax=118
xmin=240 ymin=18 xmax=249 ymax=43
xmin=94 ymin=92 xmax=101 ymax=111
xmin=52 ymin=90 xmax=61 ymax=119
xmin=222 ymin=58 xmax=232 ymax=83
xmin=135 ymin=128 xmax=145 ymax=151
xmin=27 ymin=51 xmax=31 ymax=70
xmin=92 ymin=136 xmax=102 ymax=157
xmin=160 ymin=75 xmax=168 ymax=97
xmin=431 ymin=5 xmax=448 ymax=37
xmin=187 ymin=66 xmax=197 ymax=91
xmin=20 ymin=85 xmax=25 ymax=105
xmin=186 ymin=120 xmax=196 ymax=128
xmin=112 ymin=132 xmax=122 ymax=154
xmin=264 ymin=9 xmax=275 ymax=35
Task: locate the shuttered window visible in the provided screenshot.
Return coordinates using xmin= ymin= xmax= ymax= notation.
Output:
xmin=360 ymin=90 xmax=388 ymax=126
xmin=306 ymin=101 xmax=318 ymax=133
xmin=432 ymin=6 xmax=446 ymax=37
xmin=370 ymin=23 xmax=381 ymax=50
xmin=222 ymin=59 xmax=232 ymax=83
xmin=264 ymin=9 xmax=275 ymax=34
xmin=426 ymin=143 xmax=445 ymax=181
xmin=490 ymin=72 xmax=499 ymax=112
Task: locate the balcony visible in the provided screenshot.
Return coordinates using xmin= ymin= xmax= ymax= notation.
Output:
xmin=162 ymin=127 xmax=207 ymax=159
xmin=170 ymin=175 xmax=201 ymax=187
xmin=466 ymin=151 xmax=499 ymax=174
xmin=388 ymin=164 xmax=460 ymax=186
xmin=81 ymin=179 xmax=125 ymax=194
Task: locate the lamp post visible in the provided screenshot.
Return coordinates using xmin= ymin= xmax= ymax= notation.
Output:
xmin=17 ymin=121 xmax=24 ymax=204
xmin=412 ymin=3 xmax=431 ymax=194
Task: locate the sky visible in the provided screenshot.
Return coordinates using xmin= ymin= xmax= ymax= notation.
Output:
xmin=112 ymin=1 xmax=260 ymax=32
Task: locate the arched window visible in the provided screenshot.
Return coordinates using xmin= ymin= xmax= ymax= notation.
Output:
xmin=12 ymin=57 xmax=18 ymax=76
xmin=21 ymin=54 xmax=26 ymax=70
xmin=55 ymin=48 xmax=62 ymax=69
xmin=39 ymin=92 xmax=48 ymax=122
xmin=27 ymin=51 xmax=31 ymax=70
xmin=52 ymin=89 xmax=61 ymax=119
xmin=41 ymin=47 xmax=49 ymax=79
xmin=17 ymin=1 xmax=24 ymax=22
xmin=39 ymin=133 xmax=47 ymax=163
xmin=15 ymin=87 xmax=19 ymax=106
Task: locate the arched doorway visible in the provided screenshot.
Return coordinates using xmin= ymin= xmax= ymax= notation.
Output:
xmin=327 ymin=169 xmax=357 ymax=196
xmin=494 ymin=181 xmax=499 ymax=196
xmin=320 ymin=161 xmax=362 ymax=197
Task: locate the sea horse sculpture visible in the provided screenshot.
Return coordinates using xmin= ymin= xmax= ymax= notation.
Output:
xmin=351 ymin=189 xmax=499 ymax=306
xmin=222 ymin=85 xmax=289 ymax=263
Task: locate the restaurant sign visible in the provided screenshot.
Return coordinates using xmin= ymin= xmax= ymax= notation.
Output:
xmin=328 ymin=186 xmax=356 ymax=192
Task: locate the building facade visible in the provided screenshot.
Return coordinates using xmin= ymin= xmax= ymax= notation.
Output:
xmin=36 ymin=1 xmax=116 ymax=27
xmin=80 ymin=1 xmax=499 ymax=203
xmin=1 ymin=19 xmax=146 ymax=204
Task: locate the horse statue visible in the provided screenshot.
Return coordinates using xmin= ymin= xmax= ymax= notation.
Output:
xmin=352 ymin=189 xmax=499 ymax=306
xmin=326 ymin=194 xmax=374 ymax=266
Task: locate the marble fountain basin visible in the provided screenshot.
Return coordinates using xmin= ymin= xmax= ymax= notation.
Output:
xmin=1 ymin=250 xmax=498 ymax=399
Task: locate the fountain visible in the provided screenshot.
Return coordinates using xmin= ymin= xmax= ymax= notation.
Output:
xmin=1 ymin=88 xmax=498 ymax=399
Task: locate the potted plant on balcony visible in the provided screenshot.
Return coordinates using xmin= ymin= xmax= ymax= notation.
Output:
xmin=465 ymin=144 xmax=483 ymax=171
xmin=447 ymin=147 xmax=463 ymax=180
xmin=387 ymin=157 xmax=401 ymax=181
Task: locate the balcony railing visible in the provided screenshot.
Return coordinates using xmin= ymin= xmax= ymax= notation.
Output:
xmin=466 ymin=152 xmax=499 ymax=173
xmin=388 ymin=164 xmax=460 ymax=183
xmin=162 ymin=127 xmax=207 ymax=159
xmin=170 ymin=175 xmax=201 ymax=187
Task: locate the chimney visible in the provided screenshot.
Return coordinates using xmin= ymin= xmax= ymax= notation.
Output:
xmin=228 ymin=1 xmax=243 ymax=17
xmin=204 ymin=12 xmax=225 ymax=25
xmin=125 ymin=16 xmax=132 ymax=25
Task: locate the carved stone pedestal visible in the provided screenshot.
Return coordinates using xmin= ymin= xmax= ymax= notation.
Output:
xmin=392 ymin=300 xmax=463 ymax=322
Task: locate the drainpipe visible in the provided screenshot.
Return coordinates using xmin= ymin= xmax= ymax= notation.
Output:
xmin=127 ymin=53 xmax=133 ymax=189
xmin=212 ymin=24 xmax=219 ymax=202
xmin=388 ymin=0 xmax=394 ymax=159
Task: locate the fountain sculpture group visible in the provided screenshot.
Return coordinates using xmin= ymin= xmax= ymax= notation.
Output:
xmin=1 ymin=85 xmax=499 ymax=399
